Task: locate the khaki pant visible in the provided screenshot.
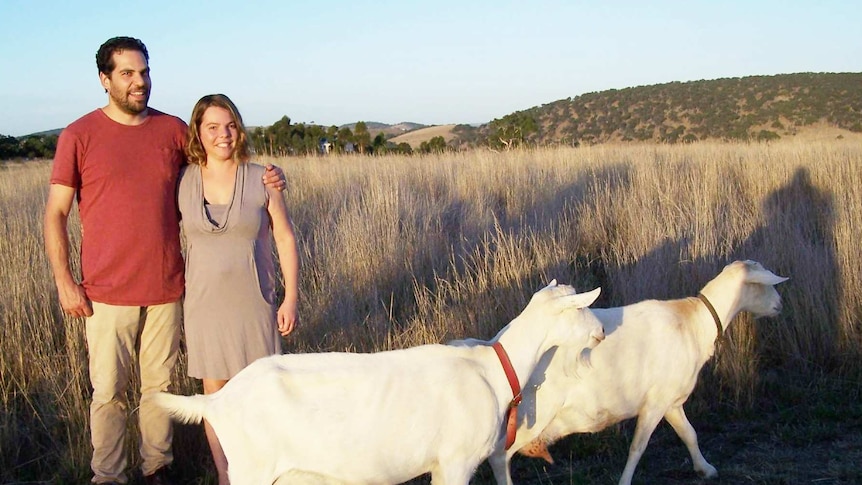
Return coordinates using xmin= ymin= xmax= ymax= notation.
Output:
xmin=86 ymin=301 xmax=181 ymax=484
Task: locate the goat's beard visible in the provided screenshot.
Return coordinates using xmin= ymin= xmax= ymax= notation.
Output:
xmin=572 ymin=348 xmax=594 ymax=378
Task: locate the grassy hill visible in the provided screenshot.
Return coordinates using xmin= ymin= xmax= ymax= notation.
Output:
xmin=453 ymin=72 xmax=862 ymax=148
xmin=24 ymin=128 xmax=63 ymax=138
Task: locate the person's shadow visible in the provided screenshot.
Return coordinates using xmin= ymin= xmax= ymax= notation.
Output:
xmin=731 ymin=166 xmax=839 ymax=370
xmin=590 ymin=165 xmax=839 ymax=393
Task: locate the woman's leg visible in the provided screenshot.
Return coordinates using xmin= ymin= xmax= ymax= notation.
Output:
xmin=202 ymin=378 xmax=230 ymax=485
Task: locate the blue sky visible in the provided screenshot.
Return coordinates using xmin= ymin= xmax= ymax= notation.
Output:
xmin=1 ymin=0 xmax=859 ymax=136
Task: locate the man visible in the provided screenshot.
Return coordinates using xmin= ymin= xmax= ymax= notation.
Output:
xmin=43 ymin=36 xmax=283 ymax=485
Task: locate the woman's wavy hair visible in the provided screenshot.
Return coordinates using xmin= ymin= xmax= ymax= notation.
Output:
xmin=186 ymin=94 xmax=250 ymax=166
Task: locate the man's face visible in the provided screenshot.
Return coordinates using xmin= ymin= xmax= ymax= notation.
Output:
xmin=100 ymin=49 xmax=151 ymax=115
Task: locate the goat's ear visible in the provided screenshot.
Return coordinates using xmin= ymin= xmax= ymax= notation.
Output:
xmin=565 ymin=287 xmax=601 ymax=309
xmin=746 ymin=268 xmax=789 ymax=286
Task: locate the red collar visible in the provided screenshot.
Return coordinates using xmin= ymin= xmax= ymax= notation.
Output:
xmin=492 ymin=341 xmax=522 ymax=450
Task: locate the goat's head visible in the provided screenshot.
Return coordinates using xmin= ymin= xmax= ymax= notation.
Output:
xmin=521 ymin=281 xmax=605 ymax=363
xmin=730 ymin=260 xmax=789 ymax=318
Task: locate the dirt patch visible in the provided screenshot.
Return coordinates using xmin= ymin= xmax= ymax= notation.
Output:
xmin=389 ymin=124 xmax=457 ymax=148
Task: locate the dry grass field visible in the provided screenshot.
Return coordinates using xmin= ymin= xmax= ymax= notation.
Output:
xmin=2 ymin=140 xmax=861 ymax=484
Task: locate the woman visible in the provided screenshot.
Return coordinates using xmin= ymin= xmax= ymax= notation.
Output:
xmin=178 ymin=94 xmax=299 ymax=484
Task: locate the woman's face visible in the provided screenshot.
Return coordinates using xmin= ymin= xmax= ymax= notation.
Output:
xmin=199 ymin=106 xmax=238 ymax=163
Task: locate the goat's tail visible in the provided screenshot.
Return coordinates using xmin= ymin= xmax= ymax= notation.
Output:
xmin=147 ymin=392 xmax=208 ymax=425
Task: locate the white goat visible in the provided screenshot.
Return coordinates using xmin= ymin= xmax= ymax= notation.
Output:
xmin=151 ymin=281 xmax=605 ymax=485
xmin=490 ymin=260 xmax=788 ymax=485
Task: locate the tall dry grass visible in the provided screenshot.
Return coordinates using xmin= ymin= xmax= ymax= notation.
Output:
xmin=1 ymin=141 xmax=860 ymax=483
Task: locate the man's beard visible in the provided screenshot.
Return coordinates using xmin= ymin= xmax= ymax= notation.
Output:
xmin=110 ymin=87 xmax=150 ymax=115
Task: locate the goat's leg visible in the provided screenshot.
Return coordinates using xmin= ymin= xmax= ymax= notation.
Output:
xmin=664 ymin=405 xmax=718 ymax=479
xmin=618 ymin=409 xmax=663 ymax=485
xmin=431 ymin=463 xmax=475 ymax=485
xmin=489 ymin=449 xmax=514 ymax=485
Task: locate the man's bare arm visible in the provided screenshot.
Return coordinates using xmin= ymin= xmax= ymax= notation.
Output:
xmin=44 ymin=184 xmax=92 ymax=317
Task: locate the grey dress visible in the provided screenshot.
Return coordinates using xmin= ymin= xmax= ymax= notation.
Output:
xmin=178 ymin=162 xmax=280 ymax=380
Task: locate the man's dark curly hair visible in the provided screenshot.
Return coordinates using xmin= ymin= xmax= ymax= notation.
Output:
xmin=96 ymin=36 xmax=149 ymax=75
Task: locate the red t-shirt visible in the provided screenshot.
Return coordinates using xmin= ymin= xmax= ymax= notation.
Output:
xmin=50 ymin=108 xmax=187 ymax=306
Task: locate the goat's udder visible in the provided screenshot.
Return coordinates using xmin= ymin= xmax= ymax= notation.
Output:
xmin=518 ymin=439 xmax=554 ymax=464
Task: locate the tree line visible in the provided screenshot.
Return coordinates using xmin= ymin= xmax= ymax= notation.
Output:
xmin=1 ymin=119 xmax=453 ymax=161
xmin=0 ymin=133 xmax=58 ymax=160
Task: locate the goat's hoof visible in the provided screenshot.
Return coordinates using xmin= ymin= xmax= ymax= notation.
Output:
xmin=697 ymin=463 xmax=718 ymax=479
